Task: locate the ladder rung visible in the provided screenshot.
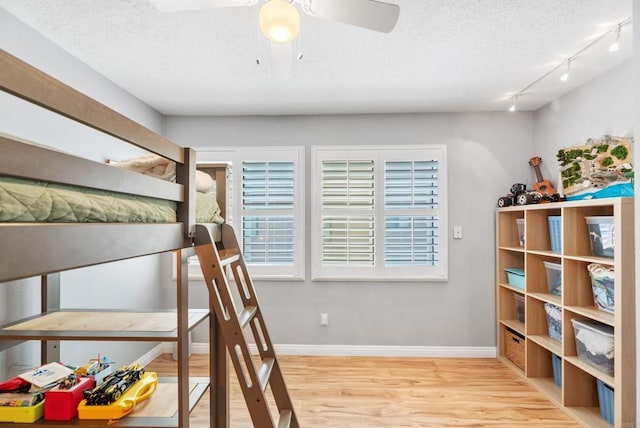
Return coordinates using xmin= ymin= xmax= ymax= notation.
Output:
xmin=277 ymin=409 xmax=292 ymax=428
xmin=238 ymin=306 xmax=257 ymax=328
xmin=218 ymin=249 xmax=240 ymax=267
xmin=257 ymin=358 xmax=275 ymax=391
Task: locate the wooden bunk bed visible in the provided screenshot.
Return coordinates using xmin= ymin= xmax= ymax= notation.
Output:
xmin=0 ymin=48 xmax=228 ymax=426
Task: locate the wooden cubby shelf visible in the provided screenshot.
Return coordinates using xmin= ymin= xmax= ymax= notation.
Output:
xmin=496 ymin=198 xmax=635 ymax=427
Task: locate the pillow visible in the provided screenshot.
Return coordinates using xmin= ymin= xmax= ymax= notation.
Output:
xmin=195 ymin=170 xmax=215 ymax=193
xmin=107 ymin=154 xmax=215 ymax=193
xmin=107 ymin=154 xmax=175 ymax=181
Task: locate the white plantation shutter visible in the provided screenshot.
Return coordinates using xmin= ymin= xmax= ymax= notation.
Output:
xmin=312 ymin=146 xmax=447 ymax=280
xmin=384 ymin=161 xmax=438 ymax=209
xmin=196 ymin=147 xmax=304 ymax=280
xmin=321 ymin=160 xmax=375 ymax=266
xmin=242 ymin=216 xmax=294 ymax=264
xmin=384 ymin=216 xmax=439 ymax=266
xmin=322 ymin=216 xmax=375 ymax=265
xmin=384 ymin=161 xmax=439 ymax=266
xmin=242 ymin=161 xmax=295 ymax=266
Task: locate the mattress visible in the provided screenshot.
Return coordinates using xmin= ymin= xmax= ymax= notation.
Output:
xmin=0 ymin=176 xmax=223 ymax=224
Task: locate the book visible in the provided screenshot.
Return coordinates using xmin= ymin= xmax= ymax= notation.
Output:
xmin=18 ymin=362 xmax=73 ymax=388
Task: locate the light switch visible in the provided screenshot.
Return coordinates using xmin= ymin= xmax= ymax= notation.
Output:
xmin=453 ymin=225 xmax=463 ymax=239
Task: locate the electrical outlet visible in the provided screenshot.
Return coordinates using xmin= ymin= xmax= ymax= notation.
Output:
xmin=320 ymin=313 xmax=329 ymax=326
xmin=453 ymin=225 xmax=463 ymax=239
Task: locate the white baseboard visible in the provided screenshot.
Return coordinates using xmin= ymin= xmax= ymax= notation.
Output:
xmin=262 ymin=344 xmax=497 ymax=358
xmin=157 ymin=343 xmax=496 ymax=358
xmin=134 ymin=343 xmax=173 ymax=366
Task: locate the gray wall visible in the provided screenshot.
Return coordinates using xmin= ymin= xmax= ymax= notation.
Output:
xmin=165 ymin=112 xmax=535 ymax=347
xmin=534 ymin=61 xmax=634 ymax=175
xmin=535 ymin=59 xmax=636 ymax=421
xmin=0 ymin=9 xmax=167 ymax=377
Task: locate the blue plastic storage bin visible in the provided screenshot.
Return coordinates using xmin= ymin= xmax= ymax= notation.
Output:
xmin=504 ymin=268 xmax=525 ymax=289
xmin=597 ymin=379 xmax=614 ymax=425
xmin=548 ymin=216 xmax=562 ymax=252
xmin=551 ymin=353 xmax=562 ymax=387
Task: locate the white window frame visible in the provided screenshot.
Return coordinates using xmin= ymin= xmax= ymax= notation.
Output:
xmin=311 ymin=145 xmax=447 ymax=281
xmin=197 ymin=146 xmax=305 ymax=281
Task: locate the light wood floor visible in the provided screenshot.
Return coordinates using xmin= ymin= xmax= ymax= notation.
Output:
xmin=145 ymin=354 xmax=579 ymax=427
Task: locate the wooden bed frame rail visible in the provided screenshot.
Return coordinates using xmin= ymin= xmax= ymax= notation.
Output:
xmin=0 ymin=48 xmax=199 ymax=282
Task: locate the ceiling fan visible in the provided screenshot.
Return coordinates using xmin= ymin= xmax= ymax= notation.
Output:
xmin=149 ymin=0 xmax=400 ymax=79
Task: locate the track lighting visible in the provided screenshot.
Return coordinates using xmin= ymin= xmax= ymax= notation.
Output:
xmin=608 ymin=24 xmax=621 ymax=52
xmin=506 ymin=17 xmax=630 ymax=111
xmin=560 ymin=59 xmax=571 ymax=82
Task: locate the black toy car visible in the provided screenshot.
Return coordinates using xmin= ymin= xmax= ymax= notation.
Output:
xmin=83 ymin=364 xmax=145 ymax=405
xmin=497 ymin=183 xmax=527 ymax=207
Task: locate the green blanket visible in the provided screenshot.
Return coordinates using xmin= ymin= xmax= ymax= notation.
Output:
xmin=0 ymin=176 xmax=223 ymax=224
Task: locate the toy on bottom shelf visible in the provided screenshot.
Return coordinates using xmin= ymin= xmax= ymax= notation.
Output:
xmin=78 ymin=364 xmax=158 ymax=420
xmin=75 ymin=354 xmax=113 ymax=382
xmin=44 ymin=375 xmax=95 ymax=421
xmin=83 ymin=364 xmax=145 ymax=405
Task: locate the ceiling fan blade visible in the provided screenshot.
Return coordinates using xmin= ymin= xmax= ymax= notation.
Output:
xmin=302 ymin=0 xmax=399 ymax=33
xmin=149 ymin=0 xmax=257 ymax=13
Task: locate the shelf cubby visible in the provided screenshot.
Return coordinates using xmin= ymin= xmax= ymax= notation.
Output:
xmin=525 ymin=206 xmax=561 ymax=253
xmin=498 ymin=287 xmax=524 ymax=327
xmin=526 ymin=252 xmax=561 ymax=301
xmin=563 ymin=204 xmax=613 ymax=259
xmin=563 ymin=363 xmax=611 ymax=428
xmin=496 ymin=249 xmax=524 ymax=288
xmin=497 ymin=210 xmax=525 ymax=249
xmin=526 ymin=340 xmax=561 ymax=403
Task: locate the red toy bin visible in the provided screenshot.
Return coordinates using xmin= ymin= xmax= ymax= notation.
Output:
xmin=44 ymin=377 xmax=95 ymax=421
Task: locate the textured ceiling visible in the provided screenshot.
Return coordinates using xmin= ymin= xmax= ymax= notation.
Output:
xmin=0 ymin=0 xmax=633 ymax=116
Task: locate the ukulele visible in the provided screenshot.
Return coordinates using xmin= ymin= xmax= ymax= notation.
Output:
xmin=529 ymin=156 xmax=557 ymax=196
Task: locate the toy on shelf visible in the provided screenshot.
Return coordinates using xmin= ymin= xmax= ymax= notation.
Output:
xmin=497 ymin=156 xmax=565 ymax=207
xmin=557 ymin=135 xmax=634 ymax=200
xmin=497 ymin=183 xmax=548 ymax=207
xmin=75 ymin=354 xmax=114 ymax=386
xmin=0 ymin=376 xmax=31 ymax=394
xmin=83 ymin=364 xmax=145 ymax=405
xmin=78 ymin=369 xmax=158 ymax=421
xmin=529 ymin=156 xmax=562 ymax=202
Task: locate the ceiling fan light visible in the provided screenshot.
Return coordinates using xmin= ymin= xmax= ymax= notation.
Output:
xmin=259 ymin=0 xmax=300 ymax=44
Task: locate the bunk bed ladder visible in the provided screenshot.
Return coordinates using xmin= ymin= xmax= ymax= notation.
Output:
xmin=194 ymin=223 xmax=299 ymax=428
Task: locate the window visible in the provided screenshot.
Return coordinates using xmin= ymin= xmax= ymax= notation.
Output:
xmin=311 ymin=146 xmax=447 ymax=281
xmin=198 ymin=147 xmax=305 ymax=280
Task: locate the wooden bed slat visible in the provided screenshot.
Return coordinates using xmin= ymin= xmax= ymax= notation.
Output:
xmin=0 ymin=223 xmax=189 ymax=282
xmin=0 ymin=136 xmax=183 ymax=201
xmin=0 ymin=48 xmax=183 ymax=163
